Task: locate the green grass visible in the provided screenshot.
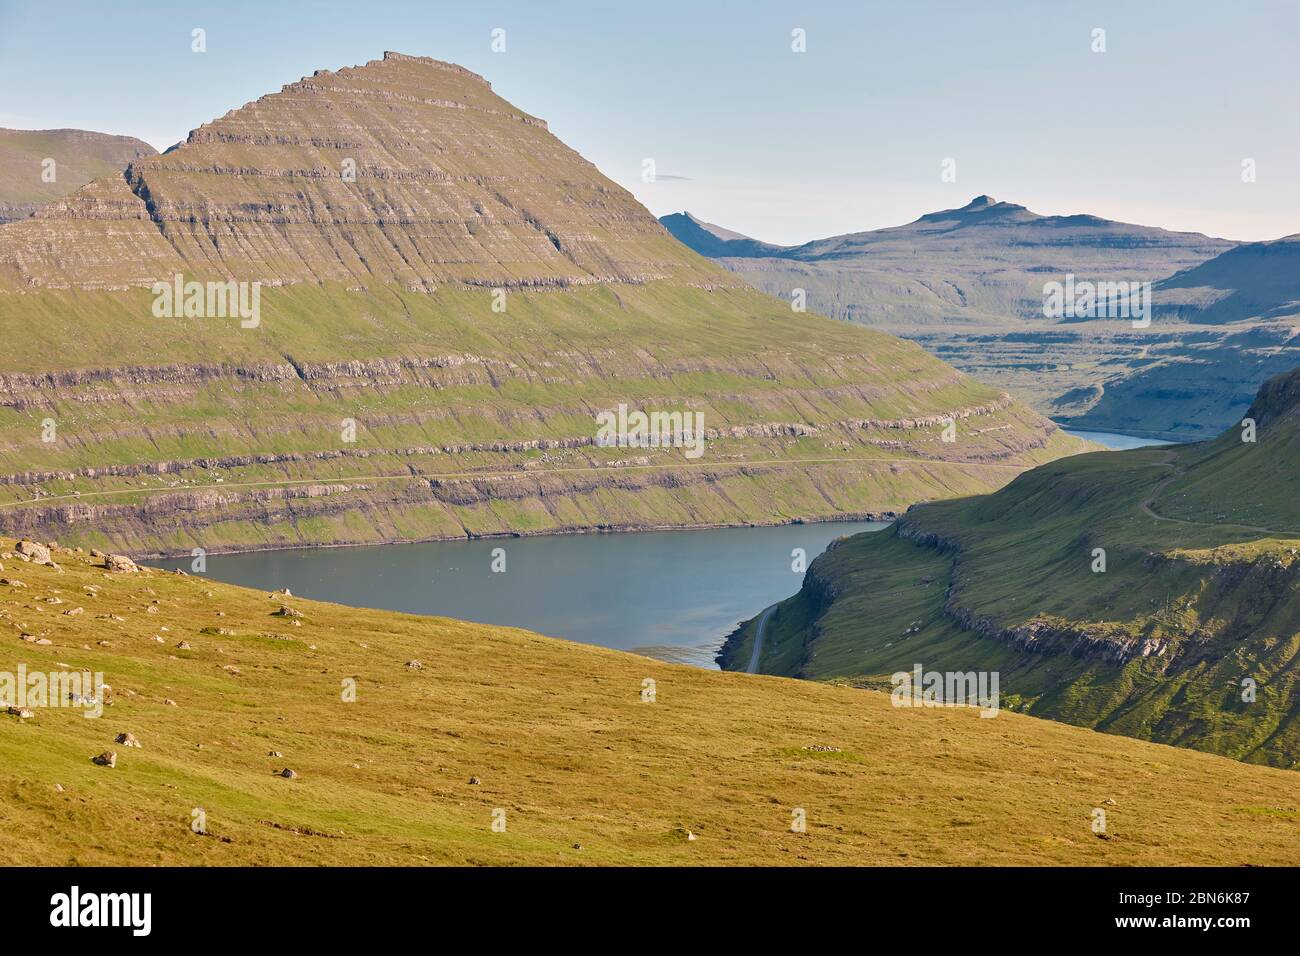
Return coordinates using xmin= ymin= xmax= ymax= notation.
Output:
xmin=2 ymin=537 xmax=1298 ymax=866
xmin=726 ymin=368 xmax=1300 ymax=768
xmin=0 ymin=279 xmax=1089 ymax=556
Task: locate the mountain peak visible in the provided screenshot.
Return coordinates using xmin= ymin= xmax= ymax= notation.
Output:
xmin=1 ymin=53 xmax=710 ymax=291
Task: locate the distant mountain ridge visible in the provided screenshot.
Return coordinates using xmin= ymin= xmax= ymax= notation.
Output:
xmin=661 ymin=198 xmax=1298 ymax=441
xmin=659 ymin=211 xmax=786 ymax=258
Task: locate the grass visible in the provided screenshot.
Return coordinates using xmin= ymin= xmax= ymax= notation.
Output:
xmin=0 ymin=279 xmax=1089 ymax=556
xmin=2 ymin=537 xmax=1298 ymax=866
xmin=727 ymin=368 xmax=1300 ymax=768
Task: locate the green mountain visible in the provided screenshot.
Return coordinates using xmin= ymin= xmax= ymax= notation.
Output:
xmin=722 ymin=366 xmax=1300 ymax=769
xmin=0 ymin=54 xmax=1085 ymax=558
xmin=0 ymin=127 xmax=156 ymax=223
xmin=661 ymin=198 xmax=1298 ymax=441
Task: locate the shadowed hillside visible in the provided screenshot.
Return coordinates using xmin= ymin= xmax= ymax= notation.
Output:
xmin=663 ymin=199 xmax=1297 ymax=441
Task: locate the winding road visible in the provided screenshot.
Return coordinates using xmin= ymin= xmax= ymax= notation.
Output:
xmin=746 ymin=604 xmax=777 ymax=674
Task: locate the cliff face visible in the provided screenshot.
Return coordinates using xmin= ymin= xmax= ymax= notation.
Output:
xmin=0 ymin=54 xmax=1086 ymax=555
xmin=0 ymin=127 xmax=156 ymax=224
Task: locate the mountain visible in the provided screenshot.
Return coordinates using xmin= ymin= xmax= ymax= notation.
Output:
xmin=3 ymin=534 xmax=1296 ymax=865
xmin=0 ymin=55 xmax=1086 ymax=557
xmin=0 ymin=127 xmax=156 ymax=224
xmin=722 ymin=366 xmax=1300 ymax=768
xmin=661 ymin=198 xmax=1298 ymax=441
xmin=1055 ymin=237 xmax=1300 ymax=438
xmin=659 ymin=211 xmax=786 ymax=258
xmin=665 ymin=195 xmax=1233 ymax=325
xmin=1155 ymin=234 xmax=1300 ymax=323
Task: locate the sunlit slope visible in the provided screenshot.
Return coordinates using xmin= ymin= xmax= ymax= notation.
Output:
xmin=725 ymin=367 xmax=1300 ymax=768
xmin=1 ymin=539 xmax=1296 ymax=866
xmin=0 ymin=55 xmax=1086 ymax=556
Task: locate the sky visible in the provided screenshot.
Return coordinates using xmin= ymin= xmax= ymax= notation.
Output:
xmin=1 ymin=0 xmax=1297 ymax=244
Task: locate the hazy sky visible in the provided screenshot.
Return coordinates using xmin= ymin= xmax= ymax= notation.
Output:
xmin=2 ymin=0 xmax=1296 ymax=243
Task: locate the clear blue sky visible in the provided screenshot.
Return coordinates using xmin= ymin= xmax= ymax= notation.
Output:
xmin=2 ymin=0 xmax=1296 ymax=243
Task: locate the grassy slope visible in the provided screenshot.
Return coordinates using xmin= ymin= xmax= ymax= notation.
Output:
xmin=0 ymin=280 xmax=1087 ymax=556
xmin=2 ymin=538 xmax=1297 ymax=866
xmin=727 ymin=370 xmax=1300 ymax=768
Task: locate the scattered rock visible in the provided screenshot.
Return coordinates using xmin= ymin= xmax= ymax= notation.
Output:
xmin=164 ymin=699 xmax=178 ymax=707
xmin=63 ymin=607 xmax=84 ymax=616
xmin=268 ymin=750 xmax=283 ymax=758
xmin=104 ymin=553 xmax=140 ymax=573
xmin=223 ymin=664 xmax=241 ymax=675
xmin=115 ymin=732 xmax=141 ymax=748
xmin=279 ymin=768 xmax=297 ymax=779
xmin=54 ymin=783 xmax=64 ymax=793
xmin=405 ymin=659 xmax=423 ymax=670
xmin=15 ymin=540 xmax=52 ymax=565
xmin=91 ymin=751 xmax=117 ymax=768
xmin=176 ymin=641 xmax=193 ymax=650
xmin=273 ymin=605 xmax=303 ymax=618
xmin=6 ymin=706 xmax=34 ymax=719
xmin=468 ymin=776 xmax=481 ymax=785
xmin=0 ymin=578 xmax=28 ymax=589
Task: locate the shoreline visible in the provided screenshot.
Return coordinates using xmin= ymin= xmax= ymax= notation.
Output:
xmin=138 ymin=510 xmax=900 ymax=562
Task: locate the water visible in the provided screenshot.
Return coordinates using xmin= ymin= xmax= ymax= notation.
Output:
xmin=1062 ymin=428 xmax=1173 ymax=450
xmin=151 ymin=520 xmax=889 ymax=668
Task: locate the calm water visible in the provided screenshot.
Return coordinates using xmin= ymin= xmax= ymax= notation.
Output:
xmin=151 ymin=521 xmax=889 ymax=668
xmin=1061 ymin=428 xmax=1172 ymax=450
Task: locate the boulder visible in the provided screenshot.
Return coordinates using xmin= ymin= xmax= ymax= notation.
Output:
xmin=115 ymin=732 xmax=142 ymax=748
xmin=91 ymin=751 xmax=117 ymax=768
xmin=104 ymin=553 xmax=140 ymax=573
xmin=15 ymin=540 xmax=51 ymax=564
